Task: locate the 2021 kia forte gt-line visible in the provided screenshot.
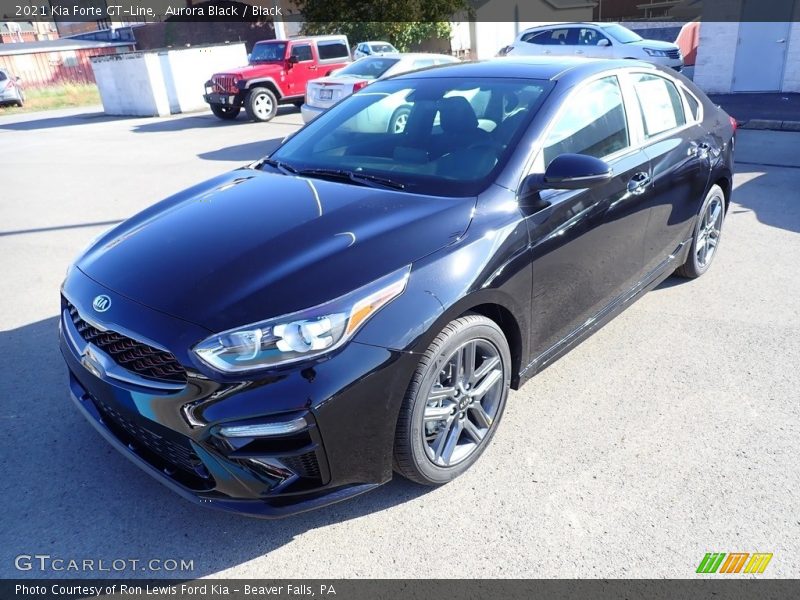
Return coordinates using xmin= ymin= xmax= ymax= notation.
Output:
xmin=60 ymin=57 xmax=735 ymax=517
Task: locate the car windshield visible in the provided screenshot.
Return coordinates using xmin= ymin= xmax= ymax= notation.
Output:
xmin=338 ymin=57 xmax=401 ymax=80
xmin=602 ymin=24 xmax=643 ymax=44
xmin=269 ymin=77 xmax=553 ymax=197
xmin=250 ymin=42 xmax=287 ymax=62
xmin=370 ymin=43 xmax=396 ymax=53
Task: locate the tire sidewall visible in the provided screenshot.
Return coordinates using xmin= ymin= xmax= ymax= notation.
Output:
xmin=689 ymin=184 xmax=726 ymax=276
xmin=407 ymin=320 xmax=511 ymax=485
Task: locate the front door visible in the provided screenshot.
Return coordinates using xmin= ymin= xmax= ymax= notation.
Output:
xmin=524 ymin=75 xmax=654 ymax=358
xmin=732 ymin=1 xmax=793 ymax=92
xmin=286 ymin=42 xmax=318 ymax=98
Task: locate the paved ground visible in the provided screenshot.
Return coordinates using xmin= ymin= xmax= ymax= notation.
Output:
xmin=1 ymin=108 xmax=798 ymax=579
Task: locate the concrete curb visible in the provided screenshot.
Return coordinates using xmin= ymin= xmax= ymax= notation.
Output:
xmin=739 ymin=119 xmax=800 ymax=132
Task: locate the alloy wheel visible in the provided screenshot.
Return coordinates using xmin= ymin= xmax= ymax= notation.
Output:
xmin=696 ymin=195 xmax=723 ymax=268
xmin=253 ymin=93 xmax=274 ymax=119
xmin=422 ymin=339 xmax=505 ymax=467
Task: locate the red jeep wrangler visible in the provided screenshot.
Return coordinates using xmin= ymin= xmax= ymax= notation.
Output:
xmin=204 ymin=35 xmax=351 ymax=122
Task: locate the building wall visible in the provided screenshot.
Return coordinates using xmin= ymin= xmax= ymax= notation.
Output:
xmin=694 ymin=22 xmax=800 ymax=93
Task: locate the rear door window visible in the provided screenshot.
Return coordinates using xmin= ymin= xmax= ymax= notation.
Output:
xmin=629 ymin=73 xmax=687 ymax=138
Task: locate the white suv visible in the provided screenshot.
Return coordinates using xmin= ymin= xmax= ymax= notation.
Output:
xmin=506 ymin=23 xmax=683 ymax=71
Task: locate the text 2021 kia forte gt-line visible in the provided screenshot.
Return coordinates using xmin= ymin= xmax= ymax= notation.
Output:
xmin=60 ymin=58 xmax=735 ymax=517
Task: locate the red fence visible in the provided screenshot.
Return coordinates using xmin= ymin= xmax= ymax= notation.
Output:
xmin=0 ymin=45 xmax=133 ymax=89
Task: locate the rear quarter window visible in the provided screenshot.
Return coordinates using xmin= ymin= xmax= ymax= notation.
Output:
xmin=318 ymin=41 xmax=350 ymax=61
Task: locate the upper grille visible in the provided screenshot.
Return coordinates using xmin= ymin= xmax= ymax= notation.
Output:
xmin=212 ymin=75 xmax=237 ymax=94
xmin=66 ymin=301 xmax=187 ymax=385
xmin=665 ymin=49 xmax=681 ymax=59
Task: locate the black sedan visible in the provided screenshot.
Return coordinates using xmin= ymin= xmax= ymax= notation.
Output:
xmin=60 ymin=57 xmax=735 ymax=516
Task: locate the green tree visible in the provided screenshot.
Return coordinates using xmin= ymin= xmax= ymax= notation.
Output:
xmin=294 ymin=1 xmax=471 ymax=52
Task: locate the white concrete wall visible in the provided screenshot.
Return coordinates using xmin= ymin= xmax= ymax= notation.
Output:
xmin=693 ymin=22 xmax=738 ymax=93
xmin=158 ymin=44 xmax=247 ymax=114
xmin=91 ymin=43 xmax=247 ymax=116
xmin=694 ymin=21 xmax=800 ymax=93
xmin=91 ymin=52 xmax=171 ymax=116
xmin=784 ymin=23 xmax=800 ymax=92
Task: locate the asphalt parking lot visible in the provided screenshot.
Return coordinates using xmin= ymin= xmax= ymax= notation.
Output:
xmin=1 ymin=106 xmax=798 ymax=578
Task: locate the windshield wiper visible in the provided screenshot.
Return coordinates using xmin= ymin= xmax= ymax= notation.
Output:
xmin=297 ymin=168 xmax=405 ymax=190
xmin=258 ymin=158 xmax=299 ymax=176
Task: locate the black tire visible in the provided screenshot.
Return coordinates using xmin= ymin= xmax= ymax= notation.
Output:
xmin=387 ymin=106 xmax=411 ymax=134
xmin=15 ymin=90 xmax=24 ymax=108
xmin=675 ymin=184 xmax=726 ymax=278
xmin=244 ymin=87 xmax=278 ymax=122
xmin=293 ymin=100 xmax=303 ymax=109
xmin=394 ymin=314 xmax=511 ymax=486
xmin=209 ymin=103 xmax=240 ymax=120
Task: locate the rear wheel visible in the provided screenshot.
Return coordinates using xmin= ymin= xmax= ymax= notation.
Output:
xmin=675 ymin=184 xmax=726 ymax=278
xmin=245 ymin=87 xmax=278 ymax=122
xmin=209 ymin=103 xmax=240 ymax=120
xmin=15 ymin=89 xmax=24 ymax=108
xmin=394 ymin=315 xmax=511 ymax=485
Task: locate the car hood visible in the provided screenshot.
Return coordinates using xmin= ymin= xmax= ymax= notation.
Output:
xmin=77 ymin=169 xmax=474 ymax=332
xmin=214 ymin=63 xmax=282 ymax=78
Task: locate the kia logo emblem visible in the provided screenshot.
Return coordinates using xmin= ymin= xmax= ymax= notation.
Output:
xmin=92 ymin=295 xmax=111 ymax=312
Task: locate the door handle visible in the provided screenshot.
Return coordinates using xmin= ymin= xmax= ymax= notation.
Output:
xmin=777 ymin=38 xmax=786 ymax=43
xmin=575 ymin=49 xmax=585 ymax=54
xmin=543 ymin=50 xmax=552 ymax=55
xmin=627 ymin=172 xmax=651 ymax=195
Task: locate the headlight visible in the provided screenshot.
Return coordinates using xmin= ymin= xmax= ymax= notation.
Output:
xmin=643 ymin=48 xmax=669 ymax=57
xmin=193 ymin=265 xmax=411 ymax=373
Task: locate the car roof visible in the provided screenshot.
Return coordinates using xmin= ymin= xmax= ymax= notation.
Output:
xmin=390 ymin=56 xmax=656 ymax=83
xmin=519 ymin=22 xmax=627 ymax=33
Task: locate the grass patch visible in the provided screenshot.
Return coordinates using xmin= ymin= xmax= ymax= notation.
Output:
xmin=0 ymin=83 xmax=100 ymax=114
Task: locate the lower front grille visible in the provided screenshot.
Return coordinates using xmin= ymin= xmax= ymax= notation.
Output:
xmin=94 ymin=398 xmax=212 ymax=487
xmin=282 ymin=452 xmax=321 ymax=480
xmin=666 ymin=49 xmax=681 ymax=59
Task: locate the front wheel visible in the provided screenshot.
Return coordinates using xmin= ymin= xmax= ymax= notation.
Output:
xmin=675 ymin=184 xmax=726 ymax=278
xmin=394 ymin=315 xmax=511 ymax=485
xmin=245 ymin=87 xmax=278 ymax=122
xmin=388 ymin=106 xmax=411 ymax=134
xmin=209 ymin=103 xmax=240 ymax=120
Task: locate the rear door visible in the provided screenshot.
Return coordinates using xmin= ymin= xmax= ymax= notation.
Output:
xmin=524 ymin=74 xmax=654 ymax=357
xmin=622 ymin=70 xmax=713 ymax=274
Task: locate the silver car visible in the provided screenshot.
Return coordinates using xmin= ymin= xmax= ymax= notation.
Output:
xmin=301 ymin=53 xmax=459 ymax=128
xmin=0 ymin=69 xmax=25 ymax=107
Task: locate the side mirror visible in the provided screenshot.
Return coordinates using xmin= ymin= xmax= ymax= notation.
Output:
xmin=15 ymin=76 xmax=21 ymax=82
xmin=597 ymin=38 xmax=611 ymax=47
xmin=287 ymin=55 xmax=298 ymax=66
xmin=538 ymin=153 xmax=613 ymax=190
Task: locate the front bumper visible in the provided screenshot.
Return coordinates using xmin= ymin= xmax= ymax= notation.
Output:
xmin=203 ymin=92 xmax=240 ymax=107
xmin=60 ymin=269 xmax=415 ymax=517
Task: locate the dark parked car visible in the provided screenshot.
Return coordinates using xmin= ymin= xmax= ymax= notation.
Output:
xmin=61 ymin=57 xmax=735 ymax=517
